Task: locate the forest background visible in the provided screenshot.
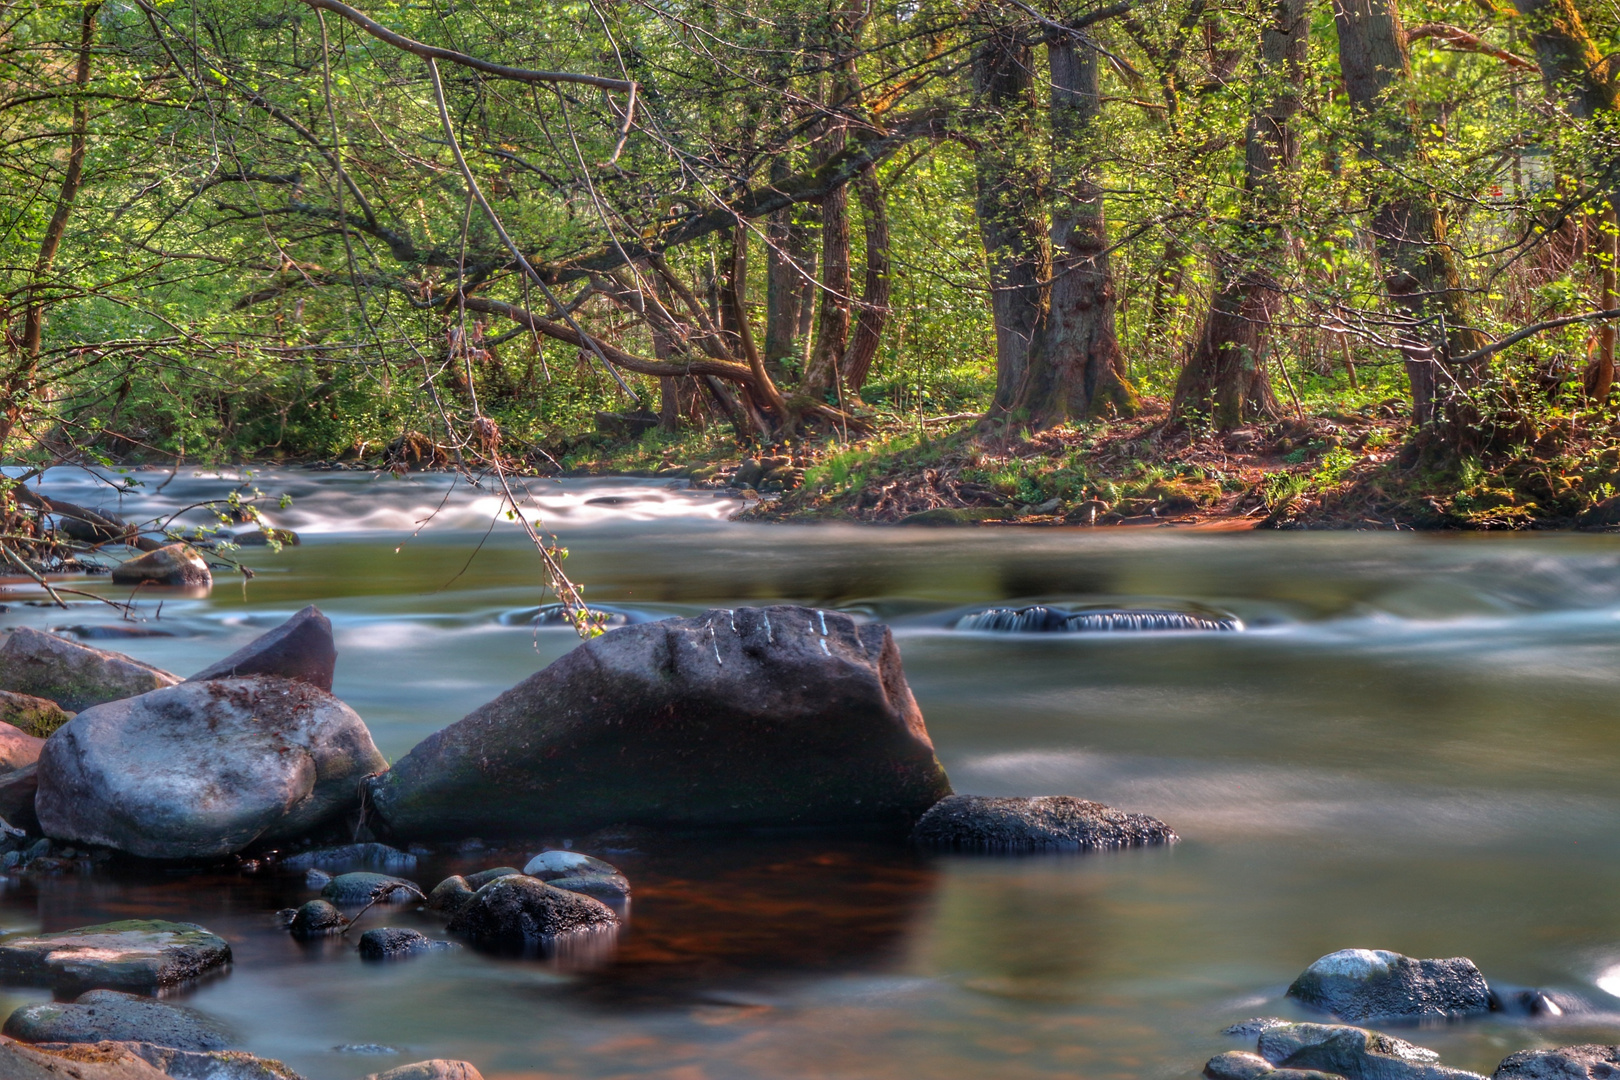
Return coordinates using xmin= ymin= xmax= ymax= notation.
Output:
xmin=4 ymin=0 xmax=1620 ymax=529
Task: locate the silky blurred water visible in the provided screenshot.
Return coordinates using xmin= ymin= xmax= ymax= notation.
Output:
xmin=2 ymin=467 xmax=1620 ymax=1079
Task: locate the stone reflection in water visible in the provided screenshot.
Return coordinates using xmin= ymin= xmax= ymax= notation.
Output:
xmin=571 ymin=837 xmax=940 ymax=1004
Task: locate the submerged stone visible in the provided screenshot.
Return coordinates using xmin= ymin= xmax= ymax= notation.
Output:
xmin=0 ymin=919 xmax=231 ymax=991
xmin=954 ymin=605 xmax=1241 ymax=633
xmin=357 ymin=928 xmax=452 ymax=960
xmin=322 ymin=872 xmax=421 ymax=906
xmin=1286 ymin=949 xmax=1492 ymax=1023
xmin=911 ymin=794 xmax=1177 ymax=852
xmin=3 ymin=988 xmax=232 ymax=1051
xmin=281 ymin=843 xmax=417 ymax=873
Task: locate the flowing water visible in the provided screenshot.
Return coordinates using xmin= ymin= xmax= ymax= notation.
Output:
xmin=4 ymin=467 xmax=1620 ymax=1079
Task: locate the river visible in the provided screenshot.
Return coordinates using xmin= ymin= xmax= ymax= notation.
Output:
xmin=2 ymin=467 xmax=1619 ymax=1080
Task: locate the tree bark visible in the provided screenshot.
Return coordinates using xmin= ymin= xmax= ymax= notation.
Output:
xmin=1333 ymin=0 xmax=1484 ymax=427
xmin=1006 ymin=35 xmax=1136 ymax=428
xmin=972 ymin=23 xmax=1050 ymax=414
xmin=3 ymin=2 xmax=99 ymax=453
xmin=764 ymin=158 xmax=814 ymax=382
xmin=839 ymin=165 xmax=892 ymax=395
xmin=1172 ymin=0 xmax=1307 ymax=429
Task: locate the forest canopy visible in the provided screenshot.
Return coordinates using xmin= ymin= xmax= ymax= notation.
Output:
xmin=2 ymin=0 xmax=1618 ymax=486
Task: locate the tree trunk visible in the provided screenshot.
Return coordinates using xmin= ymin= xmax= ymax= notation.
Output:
xmin=764 ymin=160 xmax=814 ymax=383
xmin=1006 ymin=36 xmax=1136 ymax=428
xmin=799 ymin=147 xmax=853 ymax=404
xmin=1173 ymin=0 xmax=1307 ymax=429
xmin=1333 ymin=0 xmax=1484 ymax=427
xmin=839 ymin=165 xmax=892 ymax=395
xmin=2 ymin=2 xmax=99 ymax=453
xmin=972 ymin=23 xmax=1050 ymax=414
xmin=1510 ymin=0 xmax=1617 ymax=401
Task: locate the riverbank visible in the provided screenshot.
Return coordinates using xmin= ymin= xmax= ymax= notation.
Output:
xmin=535 ymin=396 xmax=1620 ymax=531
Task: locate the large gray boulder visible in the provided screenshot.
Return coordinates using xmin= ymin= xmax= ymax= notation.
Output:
xmin=1287 ymin=950 xmax=1492 ymax=1023
xmin=187 ymin=606 xmax=336 ymax=692
xmin=367 ymin=606 xmax=952 ymax=838
xmin=3 ymin=989 xmax=232 ymax=1051
xmin=0 ymin=628 xmax=178 ymax=712
xmin=911 ymin=795 xmax=1177 ymax=851
xmin=1493 ymin=1046 xmax=1620 ymax=1079
xmin=36 ymin=677 xmax=387 ymax=859
xmin=0 ymin=920 xmax=230 ymax=992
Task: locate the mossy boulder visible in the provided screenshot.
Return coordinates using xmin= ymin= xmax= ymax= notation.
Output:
xmin=0 ymin=628 xmax=179 ymax=713
xmin=0 ymin=919 xmax=231 ymax=992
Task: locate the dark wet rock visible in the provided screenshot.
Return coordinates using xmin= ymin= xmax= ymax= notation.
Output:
xmin=36 ymin=677 xmax=387 ymax=859
xmin=1493 ymin=1045 xmax=1620 ymax=1079
xmin=522 ymin=850 xmax=630 ymax=899
xmin=896 ymin=507 xmax=1014 ymax=525
xmin=1487 ymin=983 xmax=1587 ymax=1018
xmin=464 ymin=867 xmax=524 ymax=890
xmin=186 ymin=606 xmax=336 ymax=692
xmin=1206 ymin=1052 xmax=1286 ymax=1080
xmin=0 ymin=627 xmax=179 ymax=712
xmin=305 ymin=869 xmax=332 ymax=889
xmin=288 ymin=900 xmax=348 ymax=938
xmin=321 ymin=872 xmax=421 ymax=906
xmin=1256 ymin=1022 xmax=1485 ymax=1080
xmin=0 ymin=690 xmax=73 ymax=738
xmin=365 ymin=1062 xmax=485 ymax=1080
xmin=55 ymin=626 xmax=176 ymax=642
xmin=1225 ymin=1018 xmax=1293 ymax=1039
xmin=0 ymin=1039 xmax=173 ymax=1080
xmin=1286 ymin=949 xmax=1492 ymax=1023
xmin=445 ymin=875 xmax=618 ymax=947
xmin=955 ymin=605 xmax=1242 ymax=633
xmin=0 ymin=920 xmax=231 ymax=992
xmin=357 ymin=928 xmax=452 ymax=960
xmin=109 ymin=544 xmax=211 ymax=587
xmin=0 ymin=721 xmax=42 ymax=771
xmin=281 ymin=842 xmax=416 ymax=873
xmin=426 ymin=876 xmax=475 ymax=914
xmin=3 ymin=989 xmax=231 ymax=1051
xmin=368 ymin=606 xmax=952 ymax=839
xmin=730 ymin=458 xmax=765 ymax=489
xmin=911 ymin=795 xmax=1177 ymax=852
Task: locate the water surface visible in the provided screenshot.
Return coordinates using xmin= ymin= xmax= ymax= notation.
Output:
xmin=2 ymin=468 xmax=1619 ymax=1079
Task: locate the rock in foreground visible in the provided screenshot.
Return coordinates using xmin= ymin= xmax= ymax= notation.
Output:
xmin=187 ymin=606 xmax=336 ymax=692
xmin=357 ymin=928 xmax=452 ymax=960
xmin=0 ymin=920 xmax=230 ymax=992
xmin=110 ymin=544 xmax=211 ymax=587
xmin=0 ymin=628 xmax=178 ymax=713
xmin=1287 ymin=949 xmax=1491 ymax=1023
xmin=1493 ymin=1045 xmax=1620 ymax=1079
xmin=911 ymin=795 xmax=1177 ymax=852
xmin=0 ymin=1038 xmax=172 ymax=1080
xmin=0 ymin=690 xmax=73 ymax=738
xmin=445 ymin=875 xmax=618 ymax=948
xmin=368 ymin=606 xmax=952 ymax=838
xmin=1210 ymin=1020 xmax=1487 ymax=1080
xmin=0 ymin=721 xmax=42 ymax=772
xmin=3 ymin=989 xmax=231 ymax=1051
xmin=36 ymin=677 xmax=387 ymax=859
xmin=367 ymin=1062 xmax=485 ymax=1080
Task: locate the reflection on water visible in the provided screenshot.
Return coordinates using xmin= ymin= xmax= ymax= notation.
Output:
xmin=1 ymin=469 xmax=1620 ymax=1076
